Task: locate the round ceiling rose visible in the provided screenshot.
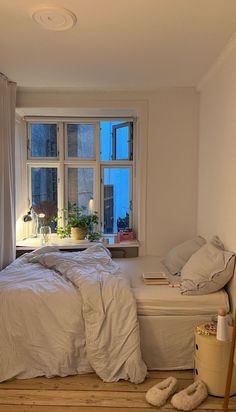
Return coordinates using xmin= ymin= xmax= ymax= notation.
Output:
xmin=32 ymin=7 xmax=77 ymax=31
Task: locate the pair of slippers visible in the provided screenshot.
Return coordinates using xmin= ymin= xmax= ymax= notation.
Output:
xmin=146 ymin=377 xmax=208 ymax=411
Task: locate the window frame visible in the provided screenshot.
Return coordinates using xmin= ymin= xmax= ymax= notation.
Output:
xmin=111 ymin=121 xmax=133 ymax=161
xmin=26 ymin=118 xmax=135 ymax=236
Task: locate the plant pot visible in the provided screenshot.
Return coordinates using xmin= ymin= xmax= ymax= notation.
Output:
xmin=71 ymin=227 xmax=87 ymax=240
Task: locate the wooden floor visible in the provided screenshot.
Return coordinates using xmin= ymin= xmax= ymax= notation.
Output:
xmin=0 ymin=370 xmax=234 ymax=412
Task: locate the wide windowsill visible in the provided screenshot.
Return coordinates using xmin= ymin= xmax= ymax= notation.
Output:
xmin=16 ymin=235 xmax=139 ymax=250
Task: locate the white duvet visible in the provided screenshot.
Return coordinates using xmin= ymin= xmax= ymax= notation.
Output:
xmin=0 ymin=244 xmax=146 ymax=383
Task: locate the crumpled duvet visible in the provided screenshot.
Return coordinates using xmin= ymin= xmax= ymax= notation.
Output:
xmin=0 ymin=244 xmax=147 ymax=383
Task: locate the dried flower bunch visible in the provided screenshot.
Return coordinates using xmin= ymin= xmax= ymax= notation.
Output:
xmin=33 ymin=201 xmax=57 ymax=226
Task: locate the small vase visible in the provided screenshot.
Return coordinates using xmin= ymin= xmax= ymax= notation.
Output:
xmin=40 ymin=225 xmax=51 ymax=245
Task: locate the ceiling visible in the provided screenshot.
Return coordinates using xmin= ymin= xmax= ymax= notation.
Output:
xmin=1 ymin=0 xmax=236 ymax=90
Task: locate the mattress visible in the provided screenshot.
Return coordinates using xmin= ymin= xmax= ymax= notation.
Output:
xmin=115 ymin=256 xmax=230 ymax=369
xmin=115 ymin=256 xmax=230 ymax=316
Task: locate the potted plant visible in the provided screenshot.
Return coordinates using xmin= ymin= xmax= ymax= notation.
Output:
xmin=56 ymin=205 xmax=99 ymax=240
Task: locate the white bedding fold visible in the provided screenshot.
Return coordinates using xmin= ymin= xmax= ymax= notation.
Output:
xmin=0 ymin=244 xmax=146 ymax=383
xmin=34 ymin=244 xmax=147 ymax=383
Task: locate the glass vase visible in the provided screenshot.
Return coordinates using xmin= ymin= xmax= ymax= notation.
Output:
xmin=39 ymin=225 xmax=51 ymax=245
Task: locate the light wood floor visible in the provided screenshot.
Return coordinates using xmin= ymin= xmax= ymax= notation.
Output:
xmin=0 ymin=370 xmax=234 ymax=412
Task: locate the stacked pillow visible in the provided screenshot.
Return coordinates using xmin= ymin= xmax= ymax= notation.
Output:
xmin=162 ymin=236 xmax=235 ymax=295
xmin=162 ymin=236 xmax=206 ymax=275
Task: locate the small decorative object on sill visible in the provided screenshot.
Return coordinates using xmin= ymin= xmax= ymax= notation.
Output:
xmin=117 ymin=229 xmax=134 ymax=242
xmin=33 ymin=201 xmax=57 ymax=236
xmin=102 ymin=237 xmax=109 ymax=246
xmin=40 ymin=225 xmax=51 ymax=245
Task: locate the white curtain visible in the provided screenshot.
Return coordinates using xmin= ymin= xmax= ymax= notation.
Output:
xmin=0 ymin=74 xmax=16 ymax=270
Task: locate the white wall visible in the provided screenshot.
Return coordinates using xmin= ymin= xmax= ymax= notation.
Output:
xmin=16 ymin=88 xmax=199 ymax=256
xmin=198 ymin=43 xmax=236 ymax=250
xmin=147 ymin=90 xmax=199 ymax=255
xmin=197 ymin=41 xmax=236 ymax=312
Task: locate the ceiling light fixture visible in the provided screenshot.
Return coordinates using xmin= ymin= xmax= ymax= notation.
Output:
xmin=31 ymin=7 xmax=77 ymax=31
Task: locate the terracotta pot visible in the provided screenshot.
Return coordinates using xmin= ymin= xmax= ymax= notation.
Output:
xmin=71 ymin=227 xmax=87 ymax=240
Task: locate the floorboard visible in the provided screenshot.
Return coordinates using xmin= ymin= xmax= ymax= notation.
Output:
xmin=0 ymin=371 xmax=233 ymax=412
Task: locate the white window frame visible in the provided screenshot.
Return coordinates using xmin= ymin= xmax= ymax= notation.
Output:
xmin=26 ymin=117 xmax=135 ymax=235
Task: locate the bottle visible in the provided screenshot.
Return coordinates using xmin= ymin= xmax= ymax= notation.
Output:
xmin=216 ymin=308 xmax=229 ymax=341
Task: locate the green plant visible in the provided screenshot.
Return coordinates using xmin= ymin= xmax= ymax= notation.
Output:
xmin=87 ymin=231 xmax=102 ymax=242
xmin=117 ymin=212 xmax=129 ymax=230
xmin=56 ymin=205 xmax=99 ymax=239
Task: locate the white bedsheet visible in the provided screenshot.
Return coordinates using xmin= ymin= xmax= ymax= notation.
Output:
xmin=0 ymin=256 xmax=91 ymax=382
xmin=115 ymin=257 xmax=230 ymax=316
xmin=0 ymin=245 xmax=146 ymax=383
xmin=115 ymin=256 xmax=230 ymax=370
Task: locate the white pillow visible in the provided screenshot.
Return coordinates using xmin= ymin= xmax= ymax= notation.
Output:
xmin=162 ymin=236 xmax=206 ymax=275
xmin=180 ymin=242 xmax=235 ymax=295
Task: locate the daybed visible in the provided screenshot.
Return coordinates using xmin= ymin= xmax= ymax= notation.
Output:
xmin=116 ymin=256 xmax=230 ymax=370
xmin=0 ymin=244 xmax=232 ymax=382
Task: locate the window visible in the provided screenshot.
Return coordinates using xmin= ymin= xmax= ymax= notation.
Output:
xmin=27 ymin=119 xmax=134 ymax=235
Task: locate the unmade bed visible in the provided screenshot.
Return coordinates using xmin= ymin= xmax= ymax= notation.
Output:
xmin=0 ymin=246 xmax=231 ymax=382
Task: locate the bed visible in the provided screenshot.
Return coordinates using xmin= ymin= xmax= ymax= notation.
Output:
xmin=116 ymin=256 xmax=230 ymax=370
xmin=0 ymin=246 xmax=231 ymax=382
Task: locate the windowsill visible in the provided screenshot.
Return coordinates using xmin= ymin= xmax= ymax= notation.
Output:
xmin=16 ymin=236 xmax=139 ymax=250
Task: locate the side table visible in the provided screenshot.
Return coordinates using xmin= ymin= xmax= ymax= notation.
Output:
xmin=194 ymin=326 xmax=236 ymax=396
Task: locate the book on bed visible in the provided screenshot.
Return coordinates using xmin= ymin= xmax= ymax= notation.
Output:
xmin=142 ymin=272 xmax=169 ymax=285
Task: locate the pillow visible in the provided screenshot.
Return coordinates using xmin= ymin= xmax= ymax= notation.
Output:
xmin=180 ymin=242 xmax=235 ymax=295
xmin=162 ymin=236 xmax=206 ymax=275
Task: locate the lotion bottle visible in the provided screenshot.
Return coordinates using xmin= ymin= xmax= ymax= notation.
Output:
xmin=216 ymin=308 xmax=229 ymax=341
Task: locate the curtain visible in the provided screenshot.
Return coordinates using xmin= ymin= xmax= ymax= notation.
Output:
xmin=0 ymin=74 xmax=16 ymax=270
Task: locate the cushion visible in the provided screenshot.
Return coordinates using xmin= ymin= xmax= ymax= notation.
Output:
xmin=162 ymin=236 xmax=206 ymax=275
xmin=180 ymin=242 xmax=235 ymax=295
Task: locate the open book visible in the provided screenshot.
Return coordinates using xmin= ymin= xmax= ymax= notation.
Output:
xmin=142 ymin=272 xmax=169 ymax=285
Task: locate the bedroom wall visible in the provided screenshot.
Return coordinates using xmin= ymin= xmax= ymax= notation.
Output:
xmin=197 ymin=40 xmax=236 ymax=311
xmin=16 ymin=88 xmax=199 ymax=256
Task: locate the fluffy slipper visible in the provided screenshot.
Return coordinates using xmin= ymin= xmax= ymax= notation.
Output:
xmin=171 ymin=379 xmax=208 ymax=411
xmin=146 ymin=376 xmax=178 ymax=407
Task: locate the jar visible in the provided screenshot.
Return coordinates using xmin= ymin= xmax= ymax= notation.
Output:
xmin=39 ymin=225 xmax=51 ymax=245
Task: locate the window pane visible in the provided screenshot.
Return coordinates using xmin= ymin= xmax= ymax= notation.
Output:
xmin=115 ymin=125 xmax=129 ymax=160
xmin=103 ymin=167 xmax=130 ymax=234
xmin=100 ymin=121 xmax=123 ymax=161
xmin=31 ymin=168 xmax=58 ymax=231
xmin=30 ymin=124 xmax=57 ymax=157
xmin=67 ymin=124 xmax=94 ymax=158
xmin=68 ymin=168 xmax=94 ymax=210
